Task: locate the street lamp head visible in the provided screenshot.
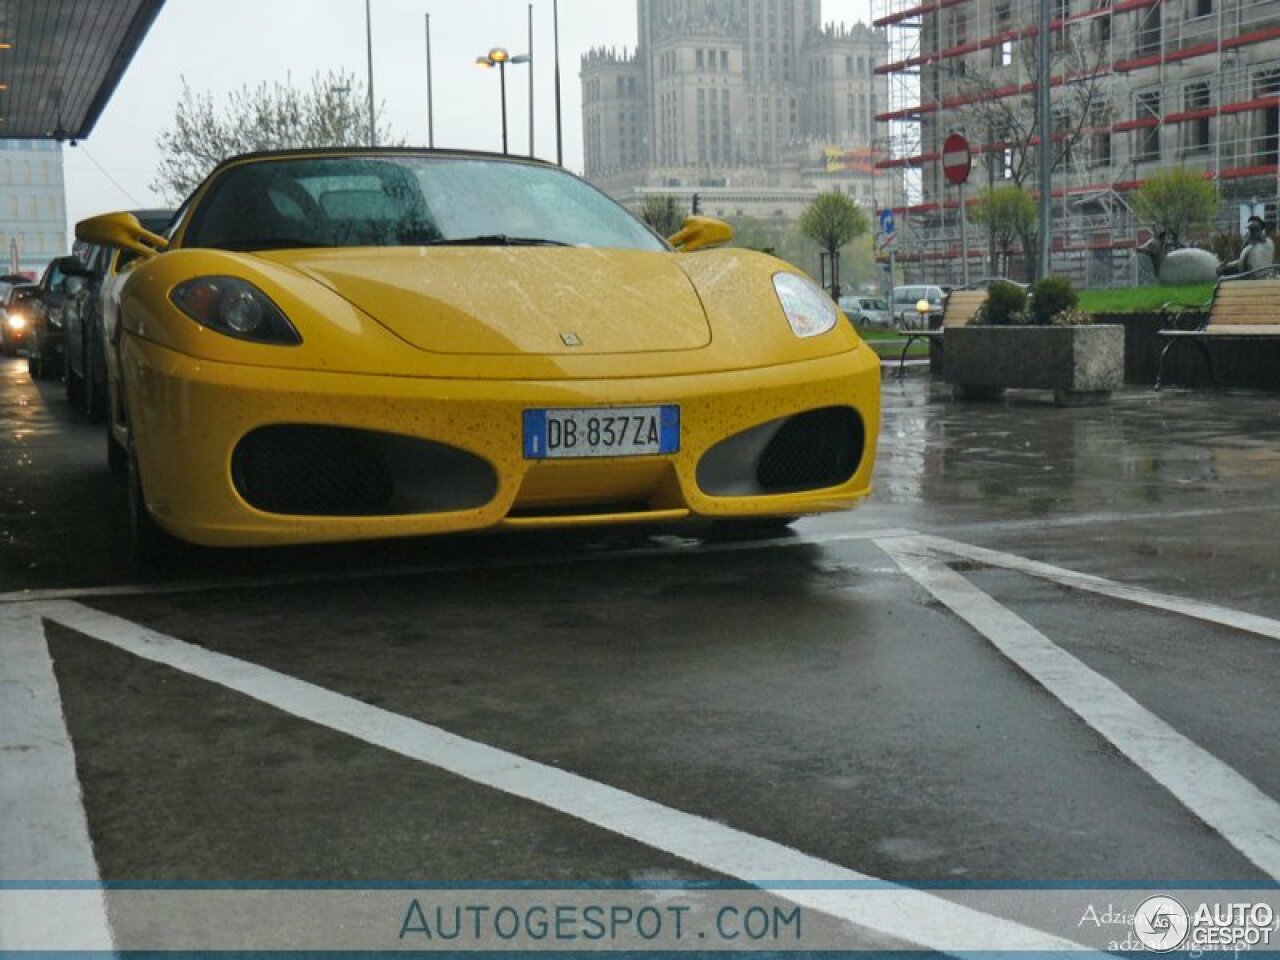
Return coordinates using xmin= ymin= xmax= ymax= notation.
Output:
xmin=488 ymin=47 xmax=510 ymax=63
xmin=475 ymin=55 xmax=495 ymax=67
xmin=509 ymin=53 xmax=531 ymax=64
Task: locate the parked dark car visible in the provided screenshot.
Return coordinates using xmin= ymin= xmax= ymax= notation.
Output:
xmin=27 ymin=255 xmax=94 ymax=380
xmin=0 ymin=283 xmax=41 ymax=356
xmin=64 ymin=209 xmax=173 ymax=419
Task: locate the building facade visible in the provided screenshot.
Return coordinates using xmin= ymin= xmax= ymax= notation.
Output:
xmin=581 ymin=0 xmax=890 ymax=223
xmin=876 ymin=0 xmax=1280 ymax=286
xmin=0 ymin=139 xmax=67 ymax=278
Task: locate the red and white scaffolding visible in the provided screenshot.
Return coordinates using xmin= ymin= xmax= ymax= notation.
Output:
xmin=873 ymin=0 xmax=1280 ymax=286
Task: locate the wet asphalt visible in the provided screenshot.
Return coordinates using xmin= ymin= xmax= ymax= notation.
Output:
xmin=3 ymin=355 xmax=1278 ymax=886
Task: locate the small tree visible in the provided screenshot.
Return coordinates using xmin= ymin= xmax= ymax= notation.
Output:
xmin=970 ymin=185 xmax=1036 ymax=279
xmin=638 ymin=195 xmax=685 ymax=238
xmin=152 ymin=69 xmax=400 ymax=203
xmin=799 ymin=192 xmax=869 ymax=296
xmin=1132 ymin=168 xmax=1218 ymax=248
xmin=977 ymin=279 xmax=1028 ymax=326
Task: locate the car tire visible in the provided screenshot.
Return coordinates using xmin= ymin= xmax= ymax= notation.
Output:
xmin=65 ymin=363 xmax=84 ymax=405
xmin=82 ymin=354 xmax=105 ymax=422
xmin=705 ymin=516 xmax=798 ymax=541
xmin=107 ymin=427 xmax=128 ymax=474
xmin=128 ymin=438 xmax=180 ymax=564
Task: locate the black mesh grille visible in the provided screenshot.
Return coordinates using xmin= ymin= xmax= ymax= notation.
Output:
xmin=756 ymin=407 xmax=862 ymax=493
xmin=232 ymin=425 xmax=497 ymax=516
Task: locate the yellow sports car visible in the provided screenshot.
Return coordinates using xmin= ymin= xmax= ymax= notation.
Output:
xmin=77 ymin=148 xmax=879 ymax=557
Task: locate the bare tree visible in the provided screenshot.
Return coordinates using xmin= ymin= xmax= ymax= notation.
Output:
xmin=638 ymin=195 xmax=685 ymax=238
xmin=152 ymin=69 xmax=400 ymax=203
xmin=953 ymin=24 xmax=1113 ymax=190
xmin=944 ymin=25 xmax=1111 ymax=278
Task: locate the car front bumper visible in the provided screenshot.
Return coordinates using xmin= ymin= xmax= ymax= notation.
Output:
xmin=124 ymin=336 xmax=881 ymax=547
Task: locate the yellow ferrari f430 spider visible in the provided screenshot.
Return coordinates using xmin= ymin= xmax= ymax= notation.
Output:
xmin=78 ymin=148 xmax=879 ymax=556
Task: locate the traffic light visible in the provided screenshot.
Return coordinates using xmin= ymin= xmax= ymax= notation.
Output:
xmin=691 ymin=193 xmax=701 ymax=216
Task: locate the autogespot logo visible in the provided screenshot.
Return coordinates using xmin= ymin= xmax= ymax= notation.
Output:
xmin=1134 ymin=895 xmax=1191 ymax=952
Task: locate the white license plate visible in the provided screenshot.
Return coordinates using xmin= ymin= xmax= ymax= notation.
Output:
xmin=523 ymin=405 xmax=680 ymax=459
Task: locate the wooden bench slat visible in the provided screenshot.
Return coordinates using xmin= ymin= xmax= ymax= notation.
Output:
xmin=1203 ymin=324 xmax=1280 ymax=335
xmin=1160 ymin=325 xmax=1280 ymax=336
xmin=1208 ymin=321 xmax=1280 ymax=330
xmin=943 ymin=292 xmax=987 ymax=328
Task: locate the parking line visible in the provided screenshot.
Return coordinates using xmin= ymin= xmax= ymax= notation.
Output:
xmin=877 ymin=541 xmax=1280 ymax=881
xmin=36 ymin=598 xmax=1085 ymax=953
xmin=902 ymin=533 xmax=1280 ymax=642
xmin=0 ymin=527 xmax=919 ymax=606
xmin=0 ymin=606 xmax=113 ymax=950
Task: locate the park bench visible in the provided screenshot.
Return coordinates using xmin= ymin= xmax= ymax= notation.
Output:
xmin=1155 ymin=265 xmax=1280 ymax=389
xmin=894 ymin=283 xmax=1000 ymax=379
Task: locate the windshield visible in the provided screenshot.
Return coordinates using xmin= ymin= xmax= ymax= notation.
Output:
xmin=183 ymin=154 xmax=665 ymax=253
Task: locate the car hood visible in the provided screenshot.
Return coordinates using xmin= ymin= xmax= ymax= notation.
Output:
xmin=259 ymin=247 xmax=712 ymax=356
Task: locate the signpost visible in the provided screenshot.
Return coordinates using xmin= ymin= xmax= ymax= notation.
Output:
xmin=943 ymin=133 xmax=973 ymax=286
xmin=877 ymin=209 xmax=897 ymax=301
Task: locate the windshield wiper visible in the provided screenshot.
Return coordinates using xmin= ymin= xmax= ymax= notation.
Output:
xmin=423 ymin=234 xmax=571 ymax=247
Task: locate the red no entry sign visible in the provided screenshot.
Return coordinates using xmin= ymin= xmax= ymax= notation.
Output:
xmin=942 ymin=133 xmax=972 ymax=186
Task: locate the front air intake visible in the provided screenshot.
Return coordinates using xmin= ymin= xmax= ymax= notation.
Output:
xmin=696 ymin=406 xmax=864 ymax=497
xmin=232 ymin=425 xmax=497 ymax=516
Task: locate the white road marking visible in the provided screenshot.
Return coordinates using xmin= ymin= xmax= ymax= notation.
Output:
xmin=877 ymin=540 xmax=1280 ymax=881
xmin=37 ymin=598 xmax=1087 ymax=954
xmin=0 ymin=605 xmax=113 ymax=950
xmin=901 ymin=533 xmax=1280 ymax=642
xmin=0 ymin=527 xmax=920 ymax=605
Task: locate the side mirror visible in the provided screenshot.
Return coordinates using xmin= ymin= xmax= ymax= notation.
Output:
xmin=76 ymin=212 xmax=169 ymax=260
xmin=668 ymin=216 xmax=734 ymax=253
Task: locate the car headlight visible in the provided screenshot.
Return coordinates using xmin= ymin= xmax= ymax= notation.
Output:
xmin=772 ymin=273 xmax=839 ymax=338
xmin=170 ymin=277 xmax=301 ymax=345
xmin=6 ymin=314 xmax=26 ymax=331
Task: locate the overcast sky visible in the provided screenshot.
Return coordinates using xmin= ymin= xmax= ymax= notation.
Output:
xmin=63 ymin=0 xmax=874 ymax=233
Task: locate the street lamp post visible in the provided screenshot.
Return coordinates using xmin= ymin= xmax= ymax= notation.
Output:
xmin=476 ymin=47 xmax=530 ymax=156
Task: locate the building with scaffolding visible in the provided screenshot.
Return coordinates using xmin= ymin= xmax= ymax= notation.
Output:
xmin=581 ymin=0 xmax=890 ymax=223
xmin=873 ymin=0 xmax=1280 ymax=287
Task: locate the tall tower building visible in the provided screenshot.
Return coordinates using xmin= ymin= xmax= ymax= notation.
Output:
xmin=581 ymin=0 xmax=889 ymax=223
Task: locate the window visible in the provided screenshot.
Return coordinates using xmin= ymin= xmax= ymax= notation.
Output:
xmin=720 ymin=50 xmax=728 ymax=70
xmin=1137 ymin=5 xmax=1161 ymax=56
xmin=1095 ymin=7 xmax=1112 ymax=45
xmin=995 ymin=39 xmax=1016 ymax=67
xmin=1053 ymin=108 xmax=1075 ymax=166
xmin=1255 ymin=69 xmax=1280 ymax=163
xmin=1136 ymin=91 xmax=1161 ymax=161
xmin=1183 ymin=80 xmax=1211 ymax=153
xmin=696 ymin=50 xmax=704 ymax=70
xmin=1089 ymin=104 xmax=1112 ymax=167
xmin=1189 ymin=0 xmax=1212 ymax=18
